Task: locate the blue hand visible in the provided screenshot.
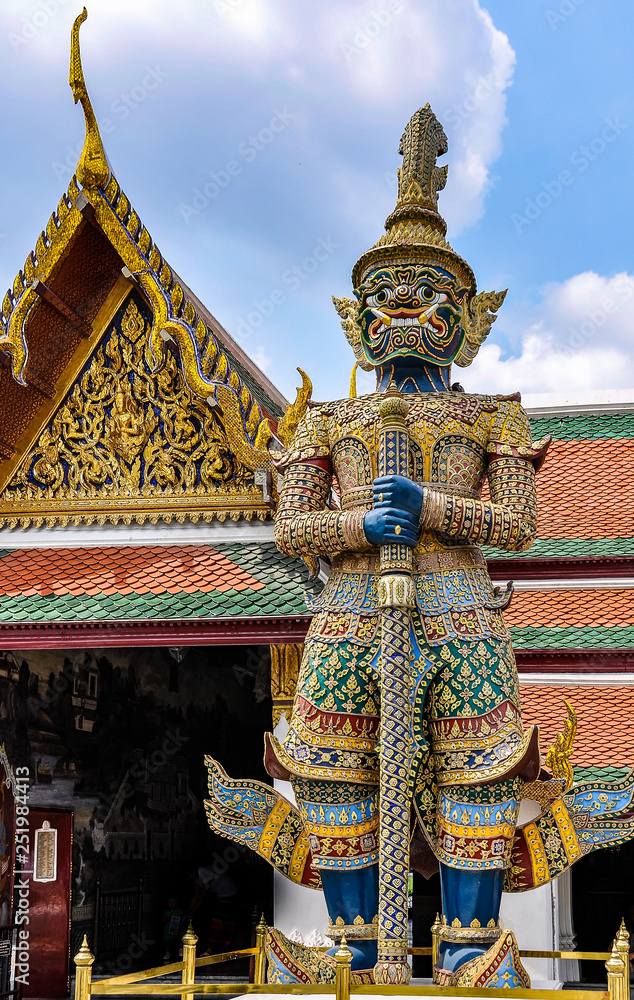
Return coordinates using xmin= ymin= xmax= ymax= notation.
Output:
xmin=363 ymin=507 xmax=419 ymax=547
xmin=373 ymin=474 xmax=424 ymax=518
xmin=363 ymin=475 xmax=423 ymax=547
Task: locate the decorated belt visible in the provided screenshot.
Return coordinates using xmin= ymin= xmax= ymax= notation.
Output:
xmin=332 ymin=545 xmax=486 ymax=576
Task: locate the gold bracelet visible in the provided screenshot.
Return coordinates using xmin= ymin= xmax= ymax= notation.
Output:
xmin=342 ymin=509 xmax=373 ymax=551
xmin=419 ymin=487 xmax=447 ymax=530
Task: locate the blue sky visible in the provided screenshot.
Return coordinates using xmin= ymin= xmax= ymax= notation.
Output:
xmin=1 ymin=0 xmax=633 ymax=402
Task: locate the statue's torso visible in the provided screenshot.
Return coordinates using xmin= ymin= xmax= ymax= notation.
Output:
xmin=313 ymin=390 xmax=521 ymax=556
xmin=300 ymin=391 xmax=521 ymax=633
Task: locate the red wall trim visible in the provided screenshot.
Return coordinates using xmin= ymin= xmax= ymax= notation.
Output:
xmin=515 ymin=650 xmax=634 ymax=672
xmin=2 ymin=619 xmax=633 ymax=673
xmin=488 ymin=557 xmax=634 ymax=580
xmin=0 ymin=616 xmax=312 ymax=649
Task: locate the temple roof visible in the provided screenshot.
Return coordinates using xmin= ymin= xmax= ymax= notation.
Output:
xmin=520 ymin=682 xmax=634 ymax=769
xmin=0 ymin=12 xmax=287 ymax=531
xmin=0 ymin=543 xmax=313 ymax=623
xmin=506 ymin=588 xmax=634 ymax=649
xmin=486 ymin=409 xmax=634 ymax=565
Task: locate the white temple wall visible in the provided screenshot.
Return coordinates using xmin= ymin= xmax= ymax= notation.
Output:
xmin=272 ymin=776 xmax=330 ymax=944
xmin=272 ymin=716 xmax=330 ymax=944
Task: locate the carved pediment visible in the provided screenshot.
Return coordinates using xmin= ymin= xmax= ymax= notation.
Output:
xmin=0 ymin=291 xmax=268 ymax=528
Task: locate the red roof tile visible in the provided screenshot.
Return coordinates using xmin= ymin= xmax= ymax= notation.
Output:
xmin=520 ymin=683 xmax=634 ymax=768
xmin=506 ymin=589 xmax=634 ymax=628
xmin=0 ymin=546 xmax=264 ymax=598
xmin=535 ymin=439 xmax=634 ymax=539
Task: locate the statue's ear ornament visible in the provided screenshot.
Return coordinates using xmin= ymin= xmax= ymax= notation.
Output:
xmin=332 ymin=295 xmax=374 ymax=371
xmin=454 ymin=288 xmax=508 ymax=368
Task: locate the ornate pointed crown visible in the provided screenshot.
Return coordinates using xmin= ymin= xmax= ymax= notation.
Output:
xmin=351 ymin=104 xmax=475 ymax=295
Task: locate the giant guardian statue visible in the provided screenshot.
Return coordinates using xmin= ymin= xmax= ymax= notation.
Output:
xmin=206 ymin=104 xmax=634 ymax=989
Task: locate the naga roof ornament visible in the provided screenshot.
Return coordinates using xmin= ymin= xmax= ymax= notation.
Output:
xmin=69 ymin=7 xmax=110 ymax=190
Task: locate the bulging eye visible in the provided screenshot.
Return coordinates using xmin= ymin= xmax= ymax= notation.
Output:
xmin=367 ymin=287 xmax=391 ymax=308
xmin=422 ymin=286 xmax=436 ymax=302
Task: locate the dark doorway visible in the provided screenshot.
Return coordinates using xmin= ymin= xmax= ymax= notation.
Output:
xmin=572 ymin=840 xmax=634 ymax=982
xmin=411 ymin=870 xmax=441 ymax=979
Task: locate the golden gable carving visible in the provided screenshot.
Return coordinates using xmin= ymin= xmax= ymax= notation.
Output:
xmin=0 ymin=293 xmax=269 ymax=528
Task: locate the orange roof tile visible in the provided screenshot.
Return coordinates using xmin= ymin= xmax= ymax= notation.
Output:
xmin=535 ymin=439 xmax=634 ymax=539
xmin=520 ymin=683 xmax=634 ymax=768
xmin=0 ymin=546 xmax=263 ymax=599
xmin=506 ymin=589 xmax=634 ymax=628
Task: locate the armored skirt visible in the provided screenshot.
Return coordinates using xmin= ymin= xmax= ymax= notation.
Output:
xmin=266 ymin=546 xmax=538 ymax=878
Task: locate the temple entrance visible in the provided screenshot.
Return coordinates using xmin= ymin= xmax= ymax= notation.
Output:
xmin=0 ymin=643 xmax=275 ymax=978
xmin=571 ymin=840 xmax=634 ymax=982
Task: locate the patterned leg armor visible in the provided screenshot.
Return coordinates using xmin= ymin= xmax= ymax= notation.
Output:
xmin=419 ymin=637 xmax=536 ymax=987
xmin=292 ymin=778 xmax=379 ymax=971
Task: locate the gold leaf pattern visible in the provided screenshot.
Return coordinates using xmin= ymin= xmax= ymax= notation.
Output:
xmin=2 ymin=295 xmax=253 ymax=508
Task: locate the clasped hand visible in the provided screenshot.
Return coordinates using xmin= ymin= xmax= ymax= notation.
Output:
xmin=363 ymin=474 xmax=423 ymax=547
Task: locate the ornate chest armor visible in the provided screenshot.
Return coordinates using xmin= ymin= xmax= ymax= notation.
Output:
xmin=275 ymin=389 xmax=549 ymax=572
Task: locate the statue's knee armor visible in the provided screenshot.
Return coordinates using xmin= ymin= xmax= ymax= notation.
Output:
xmin=291 ymin=777 xmax=379 ymax=873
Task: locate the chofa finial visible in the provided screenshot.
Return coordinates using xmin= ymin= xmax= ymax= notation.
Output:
xmin=69 ymin=8 xmax=110 ymax=189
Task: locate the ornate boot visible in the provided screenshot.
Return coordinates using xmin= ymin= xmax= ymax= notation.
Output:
xmin=267 ymin=868 xmax=378 ymax=984
xmin=321 ymin=868 xmax=378 ymax=972
xmin=434 ymin=864 xmax=530 ymax=988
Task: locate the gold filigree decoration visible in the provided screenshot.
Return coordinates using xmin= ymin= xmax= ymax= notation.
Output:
xmin=0 ymin=296 xmax=269 ymax=528
xmin=332 ymin=295 xmax=373 ymax=372
xmin=455 ymin=288 xmax=508 ymax=368
xmin=545 ymin=699 xmax=577 ymax=792
xmin=1 ymin=178 xmax=83 ymax=385
xmin=270 ymin=643 xmax=303 ymax=727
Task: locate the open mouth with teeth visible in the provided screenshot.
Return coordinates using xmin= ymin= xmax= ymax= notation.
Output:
xmin=362 ymin=299 xmax=464 ymax=366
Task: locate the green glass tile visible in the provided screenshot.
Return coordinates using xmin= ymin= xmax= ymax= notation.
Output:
xmin=530 ymin=413 xmax=634 ymax=441
xmin=509 ymin=625 xmax=634 ymax=649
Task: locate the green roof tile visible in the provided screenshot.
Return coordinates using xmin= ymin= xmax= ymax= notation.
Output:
xmin=573 ymin=766 xmax=632 ymax=784
xmin=530 ymin=413 xmax=634 ymax=441
xmin=485 ymin=537 xmax=634 ymax=560
xmin=0 ymin=542 xmax=318 ymax=624
xmin=509 ymin=625 xmax=634 ymax=649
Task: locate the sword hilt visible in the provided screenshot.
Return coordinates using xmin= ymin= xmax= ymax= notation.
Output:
xmin=377 ymin=389 xmax=414 ymax=606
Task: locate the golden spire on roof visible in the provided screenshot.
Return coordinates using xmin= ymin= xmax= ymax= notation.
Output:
xmin=69 ymin=8 xmax=110 ymax=189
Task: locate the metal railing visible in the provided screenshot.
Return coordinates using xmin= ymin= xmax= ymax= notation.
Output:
xmin=73 ymin=915 xmax=630 ymax=1000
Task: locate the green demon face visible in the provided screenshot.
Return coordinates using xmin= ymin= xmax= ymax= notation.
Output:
xmin=356 ymin=264 xmax=469 ymax=368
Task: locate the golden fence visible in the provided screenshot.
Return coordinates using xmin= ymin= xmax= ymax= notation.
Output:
xmin=73 ymin=916 xmax=630 ymax=1000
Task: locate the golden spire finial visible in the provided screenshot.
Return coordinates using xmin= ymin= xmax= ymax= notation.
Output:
xmin=393 ymin=104 xmax=449 ymax=228
xmin=69 ymin=8 xmax=110 ymax=189
xmin=351 ymin=104 xmax=475 ymax=294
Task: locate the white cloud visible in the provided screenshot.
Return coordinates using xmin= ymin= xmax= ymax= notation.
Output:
xmin=325 ymin=0 xmax=516 ymax=235
xmin=1 ymin=0 xmax=514 ymax=230
xmin=460 ymin=271 xmax=634 ymax=395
